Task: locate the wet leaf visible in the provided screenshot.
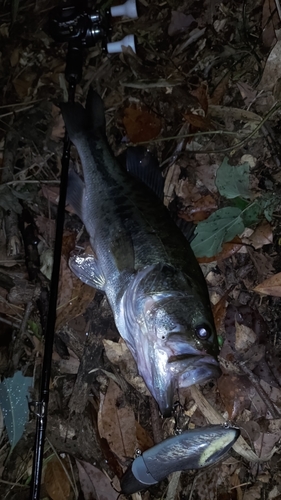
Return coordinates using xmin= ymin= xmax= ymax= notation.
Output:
xmin=215 ymin=157 xmax=250 ymax=199
xmin=76 ymin=459 xmax=119 ymax=500
xmin=254 ymin=272 xmax=281 ymax=297
xmin=44 ymin=457 xmax=71 ymax=500
xmin=0 ymin=371 xmax=32 ymax=451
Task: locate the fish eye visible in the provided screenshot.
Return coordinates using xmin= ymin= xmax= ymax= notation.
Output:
xmin=195 ymin=324 xmax=212 ymax=340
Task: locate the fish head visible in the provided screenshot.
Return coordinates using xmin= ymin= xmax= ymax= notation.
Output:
xmin=123 ymin=264 xmax=221 ymax=416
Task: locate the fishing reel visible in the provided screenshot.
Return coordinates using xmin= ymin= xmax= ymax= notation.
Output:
xmin=48 ymin=0 xmax=138 ymax=83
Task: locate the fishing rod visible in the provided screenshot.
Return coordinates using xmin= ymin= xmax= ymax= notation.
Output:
xmin=29 ymin=2 xmax=137 ymax=499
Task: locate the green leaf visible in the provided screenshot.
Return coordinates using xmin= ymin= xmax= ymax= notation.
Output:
xmin=0 ymin=371 xmax=33 ymax=451
xmin=215 ymin=157 xmax=250 ymax=199
xmin=191 ymin=207 xmax=244 ymax=257
xmin=242 ymin=194 xmax=281 ymax=226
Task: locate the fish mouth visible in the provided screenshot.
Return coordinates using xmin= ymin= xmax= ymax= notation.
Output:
xmin=150 ymin=353 xmax=221 ymax=417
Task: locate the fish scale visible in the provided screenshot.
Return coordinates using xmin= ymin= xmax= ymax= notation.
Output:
xmin=61 ymin=88 xmax=221 ymax=416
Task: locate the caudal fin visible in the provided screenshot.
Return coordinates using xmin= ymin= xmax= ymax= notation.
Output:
xmin=85 ymin=87 xmax=106 ymax=133
xmin=60 ymin=87 xmax=106 ymax=143
xmin=60 ymin=101 xmax=89 ymax=143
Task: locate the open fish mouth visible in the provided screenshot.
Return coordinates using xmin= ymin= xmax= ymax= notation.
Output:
xmin=150 ymin=354 xmax=221 ymax=417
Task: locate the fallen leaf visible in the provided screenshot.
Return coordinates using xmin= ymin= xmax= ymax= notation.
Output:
xmin=235 ymin=320 xmax=257 ymax=352
xmin=13 ymin=70 xmax=37 ymax=99
xmin=10 ymin=48 xmax=20 ymax=67
xmin=254 ymin=272 xmax=281 ymax=297
xmin=179 ymin=194 xmax=218 ymax=222
xmin=103 ymin=338 xmax=150 ymax=396
xmin=262 ymin=0 xmax=279 ymax=48
xmin=212 ymin=292 xmax=228 ymax=335
xmin=189 ymin=82 xmax=209 ymax=114
xmin=247 ymin=247 xmax=275 ymax=279
xmin=123 ymin=105 xmax=162 ymax=143
xmin=44 ymin=457 xmax=71 ymax=500
xmin=258 ymin=40 xmax=281 ymax=92
xmin=242 ymin=221 xmax=273 ymax=249
xmin=183 ymin=112 xmax=212 ymax=130
xmin=217 ymin=373 xmax=253 ymax=419
xmin=76 ymin=459 xmax=119 ymax=500
xmin=51 ymin=104 xmax=65 ymax=141
xmin=135 ymin=420 xmax=154 ymax=451
xmin=197 ymin=237 xmax=243 ymax=263
xmin=40 ymin=185 xmax=74 ymax=213
xmin=236 ymin=81 xmax=258 ymax=107
xmin=98 ymin=378 xmax=137 ymax=459
xmin=56 ymin=254 xmax=96 ymax=329
xmin=210 ymin=74 xmax=230 ymax=105
xmin=35 ymin=215 xmax=56 ymax=245
xmin=168 ymin=11 xmax=195 ymax=36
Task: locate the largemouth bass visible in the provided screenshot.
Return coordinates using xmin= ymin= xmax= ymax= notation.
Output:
xmin=61 ymin=89 xmax=221 ymax=416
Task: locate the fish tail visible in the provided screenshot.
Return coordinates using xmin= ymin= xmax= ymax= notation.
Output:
xmin=85 ymin=87 xmax=106 ymax=133
xmin=60 ymin=101 xmax=89 ymax=142
xmin=60 ymin=87 xmax=105 ymax=142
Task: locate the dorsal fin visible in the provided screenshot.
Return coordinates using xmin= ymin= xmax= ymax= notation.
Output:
xmin=125 ymin=146 xmax=164 ymax=200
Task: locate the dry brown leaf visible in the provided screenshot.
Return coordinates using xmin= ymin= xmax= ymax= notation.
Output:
xmin=210 ymin=74 xmax=230 ymax=105
xmin=51 ymin=104 xmax=65 ymax=141
xmin=212 ymin=293 xmax=227 ymax=335
xmin=262 ymin=0 xmax=279 ymax=48
xmin=40 ymin=185 xmax=74 ymax=213
xmin=243 ymin=221 xmax=273 ymax=249
xmin=35 ymin=215 xmax=56 ymax=245
xmin=76 ymin=459 xmax=119 ymax=500
xmin=189 ymin=82 xmax=209 ymax=114
xmin=258 ymin=40 xmax=281 ymax=92
xmin=123 ymin=105 xmax=162 ymax=143
xmin=13 ymin=70 xmax=37 ymax=99
xmin=179 ymin=194 xmax=217 ymax=222
xmin=44 ymin=457 xmax=71 ymax=500
xmin=10 ymin=48 xmax=20 ymax=67
xmin=183 ymin=111 xmax=213 ymax=130
xmin=235 ymin=321 xmax=257 ymax=351
xmin=103 ymin=338 xmax=150 ymax=396
xmin=136 ymin=420 xmax=154 ymax=451
xmin=254 ymin=272 xmax=281 ymax=297
xmin=56 ymin=255 xmax=95 ymax=329
xmin=98 ymin=378 xmax=137 ymax=459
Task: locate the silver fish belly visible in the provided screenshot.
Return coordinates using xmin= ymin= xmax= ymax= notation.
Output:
xmin=61 ymin=89 xmax=221 ymax=416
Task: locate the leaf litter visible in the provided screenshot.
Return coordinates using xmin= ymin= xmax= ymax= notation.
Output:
xmin=0 ymin=1 xmax=281 ymax=500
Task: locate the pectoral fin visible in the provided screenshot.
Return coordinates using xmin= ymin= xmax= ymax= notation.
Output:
xmin=69 ymin=253 xmax=106 ymax=290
